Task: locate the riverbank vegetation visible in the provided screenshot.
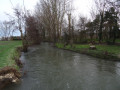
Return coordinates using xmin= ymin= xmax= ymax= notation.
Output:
xmin=0 ymin=0 xmax=119 ymax=88
xmin=0 ymin=41 xmax=22 ymax=89
xmin=56 ymin=43 xmax=120 ymax=60
xmin=0 ymin=0 xmax=119 ymax=68
xmin=0 ymin=0 xmax=119 ymax=61
xmin=32 ymin=0 xmax=119 ymax=60
xmin=0 ymin=41 xmax=22 ymax=69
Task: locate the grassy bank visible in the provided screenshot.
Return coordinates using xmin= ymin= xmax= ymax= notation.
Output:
xmin=56 ymin=43 xmax=120 ymax=61
xmin=0 ymin=41 xmax=22 ymax=69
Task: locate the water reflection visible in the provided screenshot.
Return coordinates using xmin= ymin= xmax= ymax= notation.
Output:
xmin=4 ymin=43 xmax=120 ymax=90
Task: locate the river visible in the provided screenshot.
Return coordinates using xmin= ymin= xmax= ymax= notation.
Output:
xmin=4 ymin=43 xmax=120 ymax=90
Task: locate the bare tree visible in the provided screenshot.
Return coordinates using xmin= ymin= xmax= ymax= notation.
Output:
xmin=0 ymin=20 xmax=15 ymax=40
xmin=25 ymin=14 xmax=40 ymax=45
xmin=94 ymin=0 xmax=108 ymax=42
xmin=13 ymin=6 xmax=29 ymax=52
xmin=35 ymin=0 xmax=72 ymax=43
xmin=77 ymin=15 xmax=88 ymax=41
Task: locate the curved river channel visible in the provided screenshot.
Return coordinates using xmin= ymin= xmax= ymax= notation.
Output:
xmin=4 ymin=43 xmax=120 ymax=90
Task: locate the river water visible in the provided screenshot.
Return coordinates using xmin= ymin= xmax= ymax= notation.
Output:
xmin=4 ymin=43 xmax=120 ymax=90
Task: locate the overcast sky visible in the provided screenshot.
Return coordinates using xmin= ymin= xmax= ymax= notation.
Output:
xmin=0 ymin=0 xmax=38 ymax=21
xmin=0 ymin=0 xmax=94 ymax=21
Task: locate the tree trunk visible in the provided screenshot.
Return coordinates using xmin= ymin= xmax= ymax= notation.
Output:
xmin=20 ymin=29 xmax=28 ymax=52
xmin=99 ymin=13 xmax=103 ymax=43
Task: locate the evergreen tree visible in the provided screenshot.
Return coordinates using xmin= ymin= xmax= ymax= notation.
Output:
xmin=104 ymin=7 xmax=119 ymax=44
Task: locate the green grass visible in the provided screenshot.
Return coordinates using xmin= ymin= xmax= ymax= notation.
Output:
xmin=116 ymin=39 xmax=120 ymax=43
xmin=96 ymin=45 xmax=120 ymax=55
xmin=0 ymin=41 xmax=22 ymax=69
xmin=56 ymin=43 xmax=120 ymax=60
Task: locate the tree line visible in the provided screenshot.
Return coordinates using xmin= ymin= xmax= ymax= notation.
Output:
xmin=0 ymin=0 xmax=120 ymax=51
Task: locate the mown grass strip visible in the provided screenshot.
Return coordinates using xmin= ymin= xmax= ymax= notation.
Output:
xmin=0 ymin=41 xmax=22 ymax=69
xmin=56 ymin=43 xmax=120 ymax=61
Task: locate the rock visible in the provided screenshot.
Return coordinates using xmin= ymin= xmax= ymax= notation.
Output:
xmin=12 ymin=78 xmax=19 ymax=83
xmin=0 ymin=73 xmax=20 ymax=83
xmin=89 ymin=45 xmax=96 ymax=50
xmin=0 ymin=67 xmax=21 ymax=89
